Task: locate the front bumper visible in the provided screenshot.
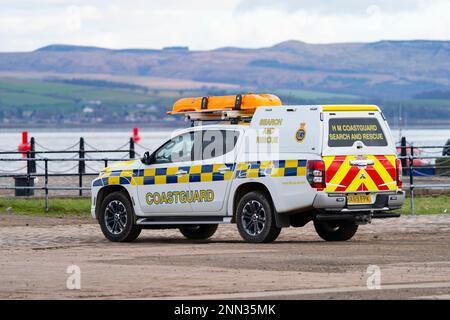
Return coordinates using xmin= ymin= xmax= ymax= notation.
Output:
xmin=90 ymin=185 xmax=99 ymax=219
xmin=313 ymin=190 xmax=405 ymax=212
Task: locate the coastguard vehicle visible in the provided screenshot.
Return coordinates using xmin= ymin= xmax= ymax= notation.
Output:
xmin=91 ymin=94 xmax=404 ymax=243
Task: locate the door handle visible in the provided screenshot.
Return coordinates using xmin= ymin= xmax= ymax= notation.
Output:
xmin=218 ymin=165 xmax=230 ymax=174
xmin=349 ymin=159 xmax=374 ymax=167
xmin=175 ymin=169 xmax=188 ymax=176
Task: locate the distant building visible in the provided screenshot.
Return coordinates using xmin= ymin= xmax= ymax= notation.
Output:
xmin=162 ymin=46 xmax=189 ymax=52
xmin=84 ymin=100 xmax=102 ymax=105
xmin=146 ymin=105 xmax=158 ymax=112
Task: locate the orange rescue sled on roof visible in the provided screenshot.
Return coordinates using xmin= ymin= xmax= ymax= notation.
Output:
xmin=168 ymin=93 xmax=282 ymax=114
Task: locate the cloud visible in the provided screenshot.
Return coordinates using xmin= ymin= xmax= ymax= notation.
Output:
xmin=0 ymin=0 xmax=449 ymax=52
xmin=234 ymin=0 xmax=423 ymax=15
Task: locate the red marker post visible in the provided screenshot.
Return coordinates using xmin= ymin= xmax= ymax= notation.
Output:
xmin=133 ymin=127 xmax=141 ymax=143
xmin=18 ymin=131 xmax=31 ymax=158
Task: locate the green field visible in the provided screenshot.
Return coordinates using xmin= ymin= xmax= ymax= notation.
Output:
xmin=274 ymin=88 xmax=361 ymax=101
xmin=1 ymin=77 xmax=450 ymax=126
xmin=0 ymin=78 xmax=366 ymax=117
xmin=402 ymin=98 xmax=450 ymax=107
xmin=0 ymin=195 xmax=448 ymax=217
xmin=0 ymin=78 xmax=173 ymax=112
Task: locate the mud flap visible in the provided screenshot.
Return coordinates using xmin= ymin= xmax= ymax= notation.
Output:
xmin=274 ymin=210 xmax=315 ymax=228
xmin=273 ymin=210 xmax=291 ymax=228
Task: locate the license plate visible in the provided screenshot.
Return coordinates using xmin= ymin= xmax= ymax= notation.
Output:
xmin=347 ymin=194 xmax=372 ymax=205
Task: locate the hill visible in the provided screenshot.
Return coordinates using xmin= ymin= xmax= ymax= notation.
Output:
xmin=1 ymin=40 xmax=450 ymax=127
xmin=0 ymin=40 xmax=450 ymax=99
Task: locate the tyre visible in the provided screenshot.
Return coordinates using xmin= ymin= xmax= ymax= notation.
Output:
xmin=313 ymin=219 xmax=358 ymax=241
xmin=179 ymin=224 xmax=218 ymax=240
xmin=236 ymin=191 xmax=281 ymax=243
xmin=98 ymin=191 xmax=141 ymax=242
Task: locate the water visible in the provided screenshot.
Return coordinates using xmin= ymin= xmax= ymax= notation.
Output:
xmin=0 ymin=128 xmax=179 ymax=174
xmin=391 ymin=129 xmax=450 ymax=147
xmin=1 ymin=127 xmax=450 ymax=174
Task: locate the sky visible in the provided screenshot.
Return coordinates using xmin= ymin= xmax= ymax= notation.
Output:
xmin=0 ymin=0 xmax=450 ymax=52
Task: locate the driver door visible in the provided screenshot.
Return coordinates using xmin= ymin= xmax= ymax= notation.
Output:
xmin=137 ymin=131 xmax=195 ymax=215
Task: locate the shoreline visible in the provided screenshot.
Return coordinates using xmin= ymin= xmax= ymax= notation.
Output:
xmin=0 ymin=124 xmax=185 ymax=132
xmin=1 ymin=125 xmax=450 ymax=131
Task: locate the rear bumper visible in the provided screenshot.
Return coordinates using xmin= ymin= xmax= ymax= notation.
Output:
xmin=313 ymin=190 xmax=405 ymax=212
xmin=315 ymin=212 xmax=400 ymax=222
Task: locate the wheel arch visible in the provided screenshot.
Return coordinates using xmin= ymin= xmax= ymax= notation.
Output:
xmin=231 ymin=182 xmax=273 ymax=222
xmin=231 ymin=181 xmax=290 ymax=228
xmin=95 ymin=185 xmax=133 ymax=220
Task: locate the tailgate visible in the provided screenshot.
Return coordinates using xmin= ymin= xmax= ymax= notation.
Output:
xmin=323 ymin=155 xmax=397 ymax=192
xmin=322 ymin=109 xmax=398 ymax=193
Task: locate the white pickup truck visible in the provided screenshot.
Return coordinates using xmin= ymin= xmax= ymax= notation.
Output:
xmin=91 ymin=104 xmax=404 ymax=243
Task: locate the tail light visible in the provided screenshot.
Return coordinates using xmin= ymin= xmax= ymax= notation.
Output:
xmin=307 ymin=160 xmax=326 ymax=188
xmin=395 ymin=158 xmax=403 ymax=189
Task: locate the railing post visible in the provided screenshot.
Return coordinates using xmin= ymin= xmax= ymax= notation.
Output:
xmin=400 ymin=136 xmax=407 ymax=175
xmin=79 ymin=137 xmax=85 ymax=197
xmin=29 ymin=137 xmax=36 ymax=174
xmin=44 ymin=158 xmax=49 ymax=212
xmin=129 ymin=137 xmax=135 ymax=159
xmin=26 ymin=148 xmax=33 ymax=196
xmin=409 ymin=145 xmax=415 ymax=215
xmin=26 ymin=150 xmax=31 ymax=182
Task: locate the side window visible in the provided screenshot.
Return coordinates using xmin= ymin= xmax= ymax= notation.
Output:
xmin=152 ymin=132 xmax=194 ymax=164
xmin=199 ymin=130 xmax=240 ymax=160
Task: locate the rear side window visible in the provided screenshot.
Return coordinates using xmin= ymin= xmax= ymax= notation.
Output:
xmin=328 ymin=117 xmax=387 ymax=147
xmin=196 ymin=130 xmax=240 ymax=160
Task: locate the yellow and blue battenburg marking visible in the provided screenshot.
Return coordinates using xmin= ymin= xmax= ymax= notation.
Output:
xmin=93 ymin=163 xmax=235 ymax=187
xmin=92 ymin=160 xmax=307 ymax=187
xmin=236 ymin=160 xmax=307 ymax=179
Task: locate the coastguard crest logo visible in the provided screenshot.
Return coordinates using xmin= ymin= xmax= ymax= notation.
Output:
xmin=295 ymin=122 xmax=306 ymax=142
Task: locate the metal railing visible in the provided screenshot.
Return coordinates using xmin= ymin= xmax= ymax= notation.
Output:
xmin=397 ymin=139 xmax=450 ymax=214
xmin=1 ymin=136 xmax=449 ymax=214
xmin=0 ymin=136 xmax=140 ymax=211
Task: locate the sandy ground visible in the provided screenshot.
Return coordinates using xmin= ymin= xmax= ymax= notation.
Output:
xmin=1 ymin=213 xmax=450 ymax=299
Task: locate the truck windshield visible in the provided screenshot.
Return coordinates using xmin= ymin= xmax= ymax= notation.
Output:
xmin=328 ymin=117 xmax=387 ymax=147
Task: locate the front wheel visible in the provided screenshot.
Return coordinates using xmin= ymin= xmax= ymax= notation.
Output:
xmin=179 ymin=224 xmax=218 ymax=240
xmin=99 ymin=191 xmax=141 ymax=242
xmin=236 ymin=191 xmax=281 ymax=243
xmin=313 ymin=220 xmax=358 ymax=241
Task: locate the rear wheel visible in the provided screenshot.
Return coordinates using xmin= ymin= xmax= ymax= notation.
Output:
xmin=313 ymin=219 xmax=358 ymax=241
xmin=179 ymin=224 xmax=218 ymax=240
xmin=99 ymin=191 xmax=141 ymax=242
xmin=236 ymin=191 xmax=281 ymax=243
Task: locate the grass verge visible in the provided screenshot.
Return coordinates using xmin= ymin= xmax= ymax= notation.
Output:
xmin=395 ymin=195 xmax=450 ymax=215
xmin=0 ymin=197 xmax=91 ymax=216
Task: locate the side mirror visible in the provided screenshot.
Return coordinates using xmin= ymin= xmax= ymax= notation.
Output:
xmin=141 ymin=151 xmax=152 ymax=165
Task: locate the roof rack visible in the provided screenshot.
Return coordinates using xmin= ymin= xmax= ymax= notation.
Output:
xmin=175 ymin=109 xmax=253 ymax=126
xmin=183 ymin=108 xmax=253 ymax=121
xmin=168 ymin=93 xmax=282 ymax=125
